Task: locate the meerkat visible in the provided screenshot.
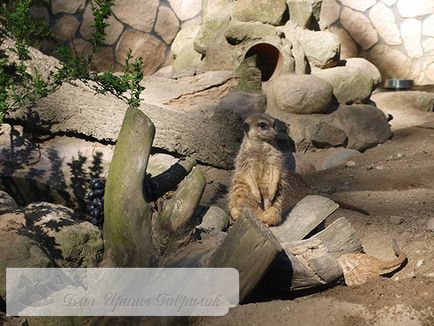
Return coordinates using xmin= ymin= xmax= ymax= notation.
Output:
xmin=338 ymin=239 xmax=407 ymax=286
xmin=228 ymin=112 xmax=368 ymax=226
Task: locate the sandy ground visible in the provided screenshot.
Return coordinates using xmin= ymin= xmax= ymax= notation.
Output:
xmin=193 ymin=90 xmax=434 ymax=326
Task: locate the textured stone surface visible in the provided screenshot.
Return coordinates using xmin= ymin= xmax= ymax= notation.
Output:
xmin=423 ymin=15 xmax=434 ymax=37
xmin=112 ymin=0 xmax=159 ymax=33
xmin=80 ymin=4 xmax=123 ymax=45
xmin=287 ymin=0 xmax=323 ymax=28
xmin=397 ymin=0 xmax=434 ymax=17
xmin=306 ymin=120 xmax=347 ymax=148
xmin=0 ymin=231 xmax=52 ymax=298
xmin=21 ymin=202 xmax=103 ymax=267
xmin=367 ymin=44 xmax=412 ymax=79
xmin=333 ymin=105 xmax=392 ymax=151
xmin=0 ymin=191 xmax=17 ymax=215
xmin=168 ymin=0 xmax=202 ymax=20
xmin=116 ymin=31 xmax=165 ymax=75
xmin=345 ymin=57 xmax=382 ymax=87
xmin=51 ymin=0 xmax=85 ymax=14
xmin=93 ymin=46 xmax=115 ymax=71
xmin=423 ymin=38 xmax=434 ymax=52
xmin=233 ymin=0 xmax=287 ymax=25
xmin=329 ymin=26 xmax=358 ymax=59
xmin=267 ymin=74 xmax=333 ymax=115
xmin=299 ymin=30 xmax=340 ymax=69
xmin=340 ymin=7 xmax=378 ymax=50
xmin=70 ymin=38 xmax=92 ymax=57
xmin=155 ymin=6 xmax=180 ymax=44
xmin=29 ymin=5 xmax=49 ymax=26
xmin=218 ymin=90 xmax=266 ymax=119
xmin=313 ymin=65 xmax=375 ymax=104
xmin=382 ymin=0 xmax=398 ymax=5
xmin=369 ymin=3 xmax=402 ymax=45
xmin=401 ymin=19 xmax=423 ymax=58
xmin=320 ymin=148 xmax=361 ymax=170
xmin=50 ymin=15 xmax=80 ymax=42
xmin=171 ymin=23 xmax=203 ymax=77
xmin=320 ymin=0 xmax=340 ymax=28
xmin=340 ymin=0 xmax=376 ymax=11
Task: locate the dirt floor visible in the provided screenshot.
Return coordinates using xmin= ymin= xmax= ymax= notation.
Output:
xmin=192 ymin=90 xmax=434 ymax=326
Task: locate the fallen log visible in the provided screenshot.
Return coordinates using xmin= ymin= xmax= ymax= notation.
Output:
xmin=209 ymin=209 xmax=282 ymax=302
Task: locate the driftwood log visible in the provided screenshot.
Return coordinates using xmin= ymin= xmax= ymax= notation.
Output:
xmin=102 ymin=107 xmax=363 ymax=300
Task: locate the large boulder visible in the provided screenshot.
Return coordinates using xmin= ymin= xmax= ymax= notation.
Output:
xmin=0 ymin=191 xmax=17 ymax=215
xmin=344 ymin=57 xmax=382 ymax=88
xmin=287 ymin=0 xmax=322 ymax=28
xmin=218 ymin=90 xmax=266 ymax=119
xmin=224 ymin=21 xmax=280 ymax=45
xmin=0 ymin=212 xmax=52 ymax=299
xmin=171 ymin=21 xmax=203 ymax=78
xmin=332 ymin=105 xmax=393 ymax=151
xmin=298 ymin=29 xmax=340 ymax=69
xmin=232 ymin=0 xmax=288 ymax=26
xmin=312 ymin=65 xmax=375 ymax=104
xmin=265 ymin=74 xmax=334 ymax=115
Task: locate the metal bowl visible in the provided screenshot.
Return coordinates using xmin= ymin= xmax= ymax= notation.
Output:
xmin=383 ymin=79 xmax=414 ymax=90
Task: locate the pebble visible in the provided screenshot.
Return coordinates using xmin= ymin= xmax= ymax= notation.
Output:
xmin=426 ymin=273 xmax=434 ymax=278
xmin=415 ymin=260 xmax=424 ymax=269
xmin=426 ymin=218 xmax=434 ymax=232
xmin=389 ymin=215 xmax=405 ymax=225
xmin=345 ymin=160 xmax=356 ymax=167
xmin=416 ymin=218 xmax=427 ymax=226
xmin=375 ymin=164 xmax=384 ymax=171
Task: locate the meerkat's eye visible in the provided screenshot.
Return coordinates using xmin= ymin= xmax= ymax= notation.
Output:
xmin=258 ymin=122 xmax=269 ymax=130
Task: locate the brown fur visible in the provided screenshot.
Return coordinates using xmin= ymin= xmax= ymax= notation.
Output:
xmin=338 ymin=239 xmax=407 ymax=286
xmin=228 ymin=113 xmax=368 ymax=226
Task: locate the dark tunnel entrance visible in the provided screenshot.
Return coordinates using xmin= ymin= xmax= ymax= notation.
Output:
xmin=244 ymin=43 xmax=283 ymax=81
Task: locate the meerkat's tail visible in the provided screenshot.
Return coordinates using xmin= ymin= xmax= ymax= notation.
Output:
xmin=378 ymin=239 xmax=407 ymax=274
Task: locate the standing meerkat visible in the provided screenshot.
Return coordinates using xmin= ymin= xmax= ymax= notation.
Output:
xmin=228 ymin=113 xmax=368 ymax=226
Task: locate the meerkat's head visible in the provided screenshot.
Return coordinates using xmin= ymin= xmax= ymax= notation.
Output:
xmin=243 ymin=113 xmax=277 ymax=142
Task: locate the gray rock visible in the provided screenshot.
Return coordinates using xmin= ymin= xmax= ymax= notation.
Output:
xmin=307 ymin=121 xmax=347 ymax=148
xmin=0 ymin=231 xmax=52 ymax=298
xmin=0 ymin=191 xmax=18 ymax=214
xmin=232 ymin=0 xmax=288 ymax=25
xmin=171 ymin=23 xmax=203 ymax=78
xmin=426 ymin=218 xmax=434 ymax=232
xmin=196 ymin=206 xmax=230 ymax=232
xmin=299 ymin=29 xmax=340 ymax=69
xmin=344 ymin=57 xmax=382 ymax=89
xmin=218 ymin=90 xmax=266 ymax=119
xmin=287 ymin=0 xmax=322 ymax=28
xmin=313 ymin=65 xmax=375 ymax=104
xmin=332 ymin=105 xmax=393 ymax=151
xmin=21 ymin=202 xmax=103 ymax=267
xmin=389 ymin=215 xmax=405 ymax=225
xmin=345 ymin=160 xmax=356 ymax=167
xmin=320 ymin=148 xmax=361 ymax=170
xmin=266 ymin=74 xmax=334 ymax=115
xmin=224 ymin=21 xmax=279 ymax=45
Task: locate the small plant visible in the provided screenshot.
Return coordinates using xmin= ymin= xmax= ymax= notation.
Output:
xmin=0 ymin=0 xmax=145 ymax=124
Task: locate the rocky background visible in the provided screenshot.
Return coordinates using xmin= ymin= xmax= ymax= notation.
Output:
xmin=35 ymin=0 xmax=434 ymax=84
xmin=31 ymin=0 xmax=202 ymax=74
xmin=320 ymin=0 xmax=434 ymax=84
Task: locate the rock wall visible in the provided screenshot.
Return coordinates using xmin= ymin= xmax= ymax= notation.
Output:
xmin=320 ymin=0 xmax=434 ymax=84
xmin=31 ymin=0 xmax=201 ymax=74
xmin=34 ymin=0 xmax=433 ymax=84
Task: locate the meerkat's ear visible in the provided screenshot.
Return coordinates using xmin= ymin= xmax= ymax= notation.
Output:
xmin=242 ymin=122 xmax=250 ymax=133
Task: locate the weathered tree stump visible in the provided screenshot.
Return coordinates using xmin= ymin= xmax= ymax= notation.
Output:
xmin=209 ymin=209 xmax=282 ymax=302
xmin=103 ymin=107 xmax=155 ymax=267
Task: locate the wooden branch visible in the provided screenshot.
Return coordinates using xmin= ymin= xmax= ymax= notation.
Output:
xmin=148 ymin=156 xmax=196 ymax=200
xmin=103 ymin=108 xmax=155 ymax=267
xmin=271 ymin=195 xmax=339 ymax=243
xmin=209 ymin=209 xmax=282 ymax=302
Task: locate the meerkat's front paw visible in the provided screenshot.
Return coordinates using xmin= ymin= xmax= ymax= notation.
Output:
xmin=259 ymin=207 xmax=282 ymax=226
